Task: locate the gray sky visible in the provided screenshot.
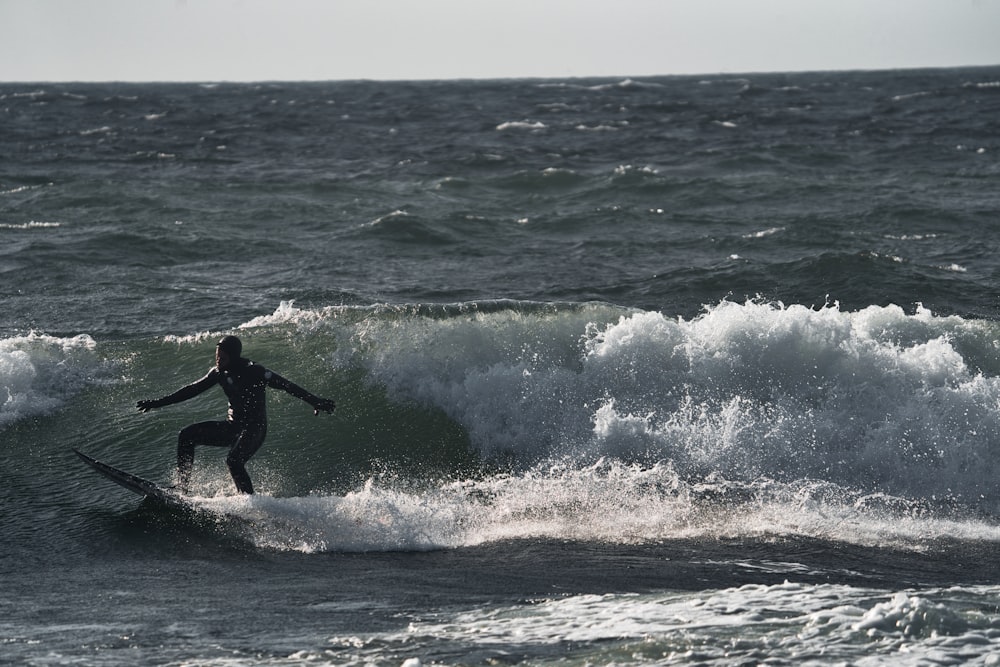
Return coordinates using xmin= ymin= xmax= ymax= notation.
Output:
xmin=2 ymin=0 xmax=999 ymax=82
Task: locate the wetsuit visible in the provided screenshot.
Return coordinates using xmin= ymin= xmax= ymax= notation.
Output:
xmin=146 ymin=358 xmax=328 ymax=494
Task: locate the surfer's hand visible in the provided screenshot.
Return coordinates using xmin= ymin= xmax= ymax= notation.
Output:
xmin=312 ymin=398 xmax=336 ymax=415
xmin=136 ymin=399 xmax=161 ymax=413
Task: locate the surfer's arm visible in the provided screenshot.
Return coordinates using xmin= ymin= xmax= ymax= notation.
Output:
xmin=136 ymin=369 xmax=217 ymax=412
xmin=265 ymin=369 xmax=336 ymax=415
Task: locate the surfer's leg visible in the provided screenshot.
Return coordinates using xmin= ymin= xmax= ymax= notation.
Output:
xmin=177 ymin=421 xmax=239 ymax=493
xmin=225 ymin=426 xmax=267 ymax=494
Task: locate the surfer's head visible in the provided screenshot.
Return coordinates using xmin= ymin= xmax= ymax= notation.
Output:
xmin=216 ymin=335 xmax=242 ymax=370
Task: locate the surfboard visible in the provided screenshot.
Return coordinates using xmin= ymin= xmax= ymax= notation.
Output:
xmin=74 ymin=448 xmax=189 ymax=509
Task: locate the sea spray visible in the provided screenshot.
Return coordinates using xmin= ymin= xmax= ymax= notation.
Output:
xmin=0 ymin=332 xmax=109 ymax=427
xmin=195 ymin=457 xmax=1000 ymax=554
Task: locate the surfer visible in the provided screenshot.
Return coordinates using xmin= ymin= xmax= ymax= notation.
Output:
xmin=135 ymin=335 xmax=336 ymax=495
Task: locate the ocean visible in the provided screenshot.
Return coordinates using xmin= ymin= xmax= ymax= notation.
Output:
xmin=3 ymin=67 xmax=1000 ymax=665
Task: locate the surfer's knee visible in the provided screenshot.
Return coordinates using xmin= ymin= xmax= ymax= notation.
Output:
xmin=178 ymin=424 xmax=199 ymax=445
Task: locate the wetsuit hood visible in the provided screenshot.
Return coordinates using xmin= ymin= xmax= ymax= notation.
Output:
xmin=217 ymin=335 xmax=242 ymax=359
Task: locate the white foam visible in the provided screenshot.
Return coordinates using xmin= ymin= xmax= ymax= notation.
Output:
xmin=237 ymin=300 xmax=325 ymax=329
xmin=743 ymin=226 xmax=785 ymax=239
xmin=340 ymin=300 xmax=1000 ymax=510
xmin=202 ymin=481 xmax=471 ymax=553
xmin=495 ymin=120 xmax=547 ymax=131
xmin=387 ymin=583 xmax=1000 ymax=666
xmin=854 ymin=591 xmax=968 ymax=638
xmin=197 ymin=458 xmax=1000 ymax=554
xmin=0 ymin=332 xmax=105 ymax=427
xmin=575 ymin=123 xmax=622 ymax=132
xmin=0 ymin=221 xmax=62 ymax=229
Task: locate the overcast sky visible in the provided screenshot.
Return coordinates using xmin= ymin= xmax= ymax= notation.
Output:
xmin=2 ymin=0 xmax=999 ymax=82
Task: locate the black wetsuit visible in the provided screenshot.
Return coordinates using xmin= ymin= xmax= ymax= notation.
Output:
xmin=151 ymin=358 xmax=325 ymax=494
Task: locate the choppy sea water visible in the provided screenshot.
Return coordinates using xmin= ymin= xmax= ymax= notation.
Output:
xmin=3 ymin=68 xmax=1000 ymax=665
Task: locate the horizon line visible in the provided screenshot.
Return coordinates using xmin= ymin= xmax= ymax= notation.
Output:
xmin=3 ymin=63 xmax=999 ymax=86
